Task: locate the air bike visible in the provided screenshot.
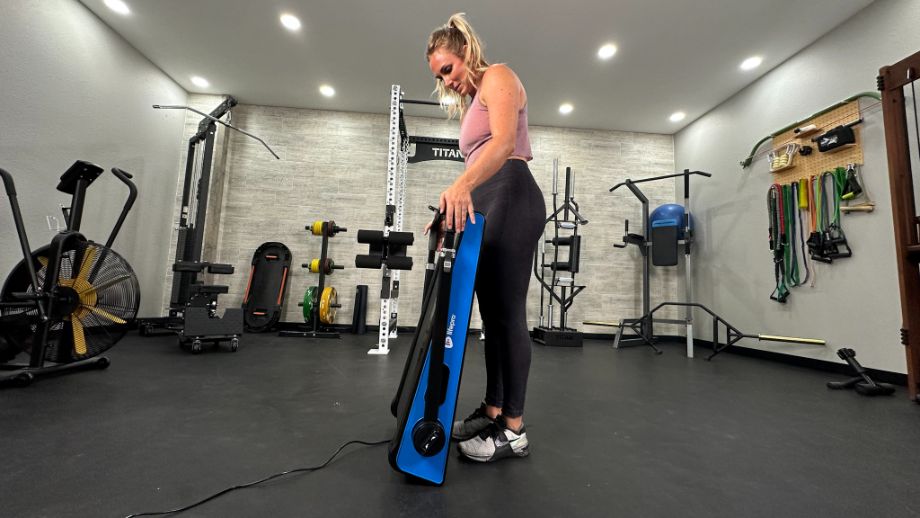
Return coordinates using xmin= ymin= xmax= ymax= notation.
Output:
xmin=0 ymin=161 xmax=140 ymax=387
xmin=382 ymin=208 xmax=485 ymax=485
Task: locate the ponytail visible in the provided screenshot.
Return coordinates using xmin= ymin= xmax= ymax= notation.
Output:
xmin=426 ymin=13 xmax=490 ymax=119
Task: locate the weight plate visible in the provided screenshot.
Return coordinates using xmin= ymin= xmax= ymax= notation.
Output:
xmin=302 ymin=286 xmax=317 ymax=321
xmin=319 ymin=287 xmax=337 ymax=324
xmin=311 ymin=221 xmax=324 ymax=236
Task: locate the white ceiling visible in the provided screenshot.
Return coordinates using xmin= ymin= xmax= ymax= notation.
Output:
xmin=79 ymin=0 xmax=875 ymax=134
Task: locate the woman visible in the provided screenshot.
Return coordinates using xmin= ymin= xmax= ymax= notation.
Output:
xmin=425 ymin=13 xmax=546 ymax=463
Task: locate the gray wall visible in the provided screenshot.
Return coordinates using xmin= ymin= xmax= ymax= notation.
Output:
xmin=182 ymin=101 xmax=678 ymax=331
xmin=674 ymin=0 xmax=920 ymax=373
xmin=0 ymin=0 xmax=188 ymax=317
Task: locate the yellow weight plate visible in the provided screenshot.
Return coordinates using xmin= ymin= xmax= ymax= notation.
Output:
xmin=311 ymin=221 xmax=325 ymax=236
xmin=319 ymin=286 xmax=337 ymax=324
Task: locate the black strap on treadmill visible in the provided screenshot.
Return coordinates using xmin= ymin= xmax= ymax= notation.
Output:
xmin=423 ymin=231 xmax=456 ymax=422
xmin=423 ymin=206 xmax=443 ymax=297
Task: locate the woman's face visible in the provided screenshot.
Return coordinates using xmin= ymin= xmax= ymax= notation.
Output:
xmin=428 ymin=47 xmax=471 ymax=97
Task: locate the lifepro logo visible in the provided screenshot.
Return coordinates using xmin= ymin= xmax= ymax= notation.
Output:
xmin=433 ymin=147 xmax=463 ymax=159
xmin=445 ymin=314 xmax=457 ymax=348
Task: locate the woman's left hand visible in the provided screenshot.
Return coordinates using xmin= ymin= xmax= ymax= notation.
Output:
xmin=439 ymin=178 xmax=476 ymax=232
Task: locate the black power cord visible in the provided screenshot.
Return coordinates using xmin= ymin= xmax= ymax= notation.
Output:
xmin=124 ymin=438 xmax=389 ymax=517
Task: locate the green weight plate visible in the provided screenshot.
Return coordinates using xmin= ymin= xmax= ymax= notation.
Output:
xmin=302 ymin=286 xmax=317 ymax=322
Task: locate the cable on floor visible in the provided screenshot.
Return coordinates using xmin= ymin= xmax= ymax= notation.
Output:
xmin=124 ymin=438 xmax=390 ymax=517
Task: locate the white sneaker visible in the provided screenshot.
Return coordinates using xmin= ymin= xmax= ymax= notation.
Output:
xmin=452 ymin=403 xmax=495 ymax=441
xmin=457 ymin=415 xmax=529 ymax=462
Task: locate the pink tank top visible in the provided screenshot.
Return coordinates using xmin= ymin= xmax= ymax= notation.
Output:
xmin=459 ymin=92 xmax=533 ymax=166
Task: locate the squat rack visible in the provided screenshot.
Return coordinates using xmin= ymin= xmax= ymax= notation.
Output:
xmin=367 ymin=85 xmax=464 ymax=355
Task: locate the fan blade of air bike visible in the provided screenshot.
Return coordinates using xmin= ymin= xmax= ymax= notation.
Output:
xmin=86 ymin=305 xmax=126 ymax=325
xmin=78 ymin=274 xmax=132 ymax=296
xmin=68 ymin=246 xmax=98 ymax=356
xmin=76 ymin=246 xmax=98 ymax=284
xmin=70 ymin=316 xmax=88 ymax=355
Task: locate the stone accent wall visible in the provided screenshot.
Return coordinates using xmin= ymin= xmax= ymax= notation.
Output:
xmin=164 ymin=97 xmax=678 ymax=332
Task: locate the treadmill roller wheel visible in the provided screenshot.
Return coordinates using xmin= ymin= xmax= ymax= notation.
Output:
xmin=412 ymin=420 xmax=446 ymax=457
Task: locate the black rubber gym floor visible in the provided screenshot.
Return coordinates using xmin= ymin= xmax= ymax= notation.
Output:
xmin=1 ymin=332 xmax=919 ymax=518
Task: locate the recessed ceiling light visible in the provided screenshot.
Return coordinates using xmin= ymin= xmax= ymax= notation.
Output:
xmin=597 ymin=43 xmax=618 ymax=60
xmin=190 ymin=76 xmax=210 ymax=88
xmin=280 ymin=13 xmax=302 ymax=31
xmin=559 ymin=103 xmax=573 ymax=115
xmin=669 ymin=111 xmax=686 ymax=122
xmin=104 ymin=0 xmax=130 ymax=15
xmin=319 ymin=85 xmax=336 ymax=97
xmin=740 ymin=56 xmax=763 ymax=71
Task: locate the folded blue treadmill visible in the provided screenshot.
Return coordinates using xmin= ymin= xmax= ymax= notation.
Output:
xmin=388 ymin=210 xmax=485 ymax=485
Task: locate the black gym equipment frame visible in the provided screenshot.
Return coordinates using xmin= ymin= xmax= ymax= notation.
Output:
xmin=139 ymin=97 xmax=278 ymax=352
xmin=609 ymin=169 xmax=709 ymax=356
xmin=533 ymin=160 xmax=588 ymax=347
xmin=172 ymin=98 xmax=235 ymax=312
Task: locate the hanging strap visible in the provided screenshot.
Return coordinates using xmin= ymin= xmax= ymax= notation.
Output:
xmin=824 ymin=169 xmax=852 ymax=259
xmin=808 ymin=175 xmax=817 ymax=232
xmin=767 ymin=185 xmax=778 ymax=251
xmin=817 ymin=174 xmax=826 ymax=232
xmin=782 ymin=184 xmax=800 ymax=287
xmin=821 ymin=171 xmax=836 ymax=228
xmin=798 ymin=178 xmax=809 ymax=209
xmin=794 ymin=181 xmax=811 ymax=285
xmin=767 ymin=184 xmax=789 ymax=303
xmin=807 ymin=175 xmax=818 ymax=286
xmin=832 ymin=168 xmax=846 ymax=226
xmin=790 ymin=181 xmax=810 ymax=285
xmin=806 ymin=174 xmax=830 ymax=264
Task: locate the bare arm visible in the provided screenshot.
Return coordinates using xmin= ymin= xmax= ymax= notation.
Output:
xmin=439 ymin=65 xmax=524 ymax=231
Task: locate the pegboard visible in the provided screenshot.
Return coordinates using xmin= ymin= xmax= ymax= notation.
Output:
xmin=769 ymin=100 xmax=863 ymax=184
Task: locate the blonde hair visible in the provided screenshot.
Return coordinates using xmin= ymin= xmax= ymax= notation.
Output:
xmin=426 ymin=13 xmax=490 ymax=119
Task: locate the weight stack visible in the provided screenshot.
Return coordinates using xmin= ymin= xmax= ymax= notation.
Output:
xmin=352 ymin=285 xmax=368 ymax=334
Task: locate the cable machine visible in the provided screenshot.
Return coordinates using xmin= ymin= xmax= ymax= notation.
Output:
xmin=138 ymin=97 xmax=279 ymax=353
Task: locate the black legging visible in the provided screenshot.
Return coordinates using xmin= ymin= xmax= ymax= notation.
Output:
xmin=472 ymin=159 xmax=545 ymax=418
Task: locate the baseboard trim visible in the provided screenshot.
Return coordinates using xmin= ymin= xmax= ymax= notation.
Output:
xmin=651 ymin=335 xmax=907 ymax=387
xmin=263 ymin=323 xmax=910 ymax=387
